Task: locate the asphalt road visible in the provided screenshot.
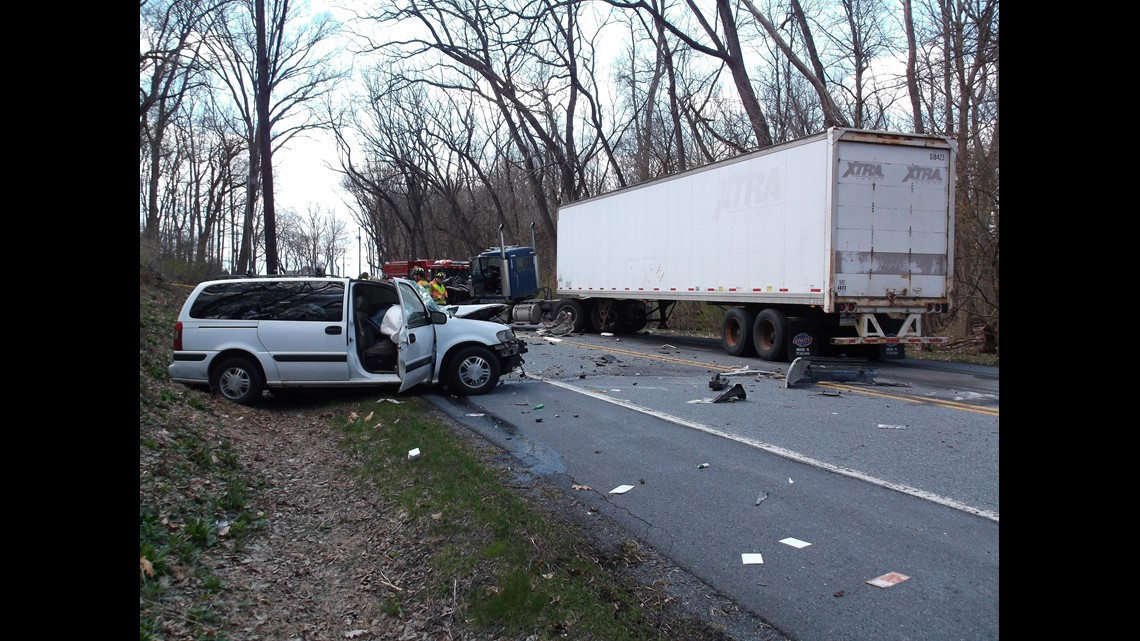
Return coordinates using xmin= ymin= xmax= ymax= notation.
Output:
xmin=426 ymin=329 xmax=999 ymax=641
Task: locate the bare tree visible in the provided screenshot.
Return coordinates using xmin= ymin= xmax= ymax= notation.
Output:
xmin=140 ymin=0 xmax=221 ymax=252
xmin=606 ymin=0 xmax=773 ymax=147
xmin=739 ymin=0 xmax=849 ymax=129
xmin=201 ymin=0 xmax=344 ymax=274
xmin=902 ymin=0 xmax=924 ymax=132
xmin=906 ymin=0 xmax=999 ymax=349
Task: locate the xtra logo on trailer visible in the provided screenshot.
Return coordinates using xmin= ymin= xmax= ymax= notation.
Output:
xmin=792 ymin=333 xmax=813 ymax=347
xmin=903 ymin=164 xmax=943 ymax=182
xmin=841 ymin=161 xmax=883 ymax=178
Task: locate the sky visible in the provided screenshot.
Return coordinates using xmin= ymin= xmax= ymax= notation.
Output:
xmin=272 ymin=129 xmax=365 ymax=277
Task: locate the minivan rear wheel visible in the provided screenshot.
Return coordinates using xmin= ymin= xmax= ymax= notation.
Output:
xmin=211 ymin=356 xmax=265 ymax=405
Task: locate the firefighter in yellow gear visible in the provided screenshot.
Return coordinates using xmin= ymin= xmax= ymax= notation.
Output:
xmin=412 ymin=266 xmax=431 ymax=290
xmin=428 ymin=272 xmax=448 ymax=305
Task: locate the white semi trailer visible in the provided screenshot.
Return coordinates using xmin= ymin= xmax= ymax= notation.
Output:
xmin=475 ymin=127 xmax=956 ymax=361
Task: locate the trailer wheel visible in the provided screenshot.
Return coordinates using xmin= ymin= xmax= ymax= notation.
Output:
xmin=554 ymin=299 xmax=587 ymax=333
xmin=590 ymin=300 xmax=620 ymax=333
xmin=619 ymin=301 xmax=648 ymax=333
xmin=753 ymin=308 xmax=788 ymax=361
xmin=721 ymin=308 xmax=755 ymax=356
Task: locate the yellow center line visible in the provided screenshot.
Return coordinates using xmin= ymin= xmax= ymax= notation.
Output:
xmin=543 ymin=335 xmax=998 ymax=416
xmin=818 ymin=382 xmax=999 ymax=416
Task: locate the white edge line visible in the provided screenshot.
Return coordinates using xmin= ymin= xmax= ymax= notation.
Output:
xmin=537 ymin=376 xmax=999 ymax=524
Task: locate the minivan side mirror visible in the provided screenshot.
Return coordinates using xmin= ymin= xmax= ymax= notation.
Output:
xmin=430 ymin=310 xmax=448 ymax=325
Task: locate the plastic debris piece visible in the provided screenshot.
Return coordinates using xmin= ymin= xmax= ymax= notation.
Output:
xmin=779 ymin=537 xmax=811 ymax=548
xmin=709 ymin=373 xmax=729 ymax=390
xmin=377 ymin=398 xmax=402 ymax=404
xmin=755 ymin=491 xmax=768 ymax=505
xmin=713 ymin=383 xmax=747 ymax=403
xmin=609 ymin=484 xmax=635 ymax=494
xmin=878 ymin=423 xmax=906 ymax=429
xmin=866 ymin=572 xmax=911 ymax=588
xmin=533 ymin=404 xmax=544 ymax=410
xmin=407 ymin=448 xmax=421 ymax=461
xmin=466 ymin=413 xmax=485 ymax=417
xmin=785 ymin=357 xmax=878 ymax=387
xmin=600 ymin=332 xmax=614 ymax=337
xmin=535 ymin=418 xmax=543 ymax=423
xmin=741 ymin=553 xmax=764 ymax=565
xmin=697 ymin=463 xmax=710 ymax=469
xmin=658 ymin=344 xmax=680 ymax=353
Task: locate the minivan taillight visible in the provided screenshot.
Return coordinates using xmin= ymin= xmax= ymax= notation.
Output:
xmin=173 ymin=321 xmax=183 ymax=351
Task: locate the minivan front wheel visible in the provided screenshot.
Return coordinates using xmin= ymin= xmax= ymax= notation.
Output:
xmin=211 ymin=356 xmax=265 ymax=405
xmin=447 ymin=345 xmax=501 ymax=395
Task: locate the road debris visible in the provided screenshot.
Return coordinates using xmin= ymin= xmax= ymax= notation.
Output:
xmin=866 ymin=572 xmax=911 ymax=588
xmin=709 ymin=373 xmax=729 ymax=390
xmin=407 ymin=448 xmax=421 ymax=461
xmin=741 ymin=553 xmax=764 ymax=565
xmin=755 ymin=491 xmax=768 ymax=505
xmin=713 ymin=383 xmax=747 ymax=403
xmin=609 ymin=484 xmax=635 ymax=494
xmin=779 ymin=537 xmax=811 ymax=548
xmin=538 ymin=309 xmax=575 ymax=336
xmin=784 ymin=357 xmax=878 ymax=387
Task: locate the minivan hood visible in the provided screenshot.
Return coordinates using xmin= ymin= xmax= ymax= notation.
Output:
xmin=446 ymin=303 xmax=508 ymax=322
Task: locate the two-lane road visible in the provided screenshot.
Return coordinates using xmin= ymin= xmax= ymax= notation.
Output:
xmin=426 ymin=329 xmax=998 ymax=641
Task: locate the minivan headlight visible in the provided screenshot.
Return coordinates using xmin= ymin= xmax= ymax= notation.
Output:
xmin=496 ymin=329 xmax=516 ymax=343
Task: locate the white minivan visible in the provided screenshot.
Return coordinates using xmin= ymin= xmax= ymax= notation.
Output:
xmin=168 ymin=275 xmax=528 ymax=405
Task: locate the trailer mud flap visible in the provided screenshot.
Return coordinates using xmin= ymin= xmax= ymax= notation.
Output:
xmin=784 ymin=357 xmax=878 ymax=388
xmin=786 ymin=319 xmax=819 ymax=360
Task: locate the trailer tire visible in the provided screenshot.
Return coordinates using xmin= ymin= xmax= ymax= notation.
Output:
xmin=619 ymin=301 xmax=648 ymax=333
xmin=554 ymin=299 xmax=587 ymax=333
xmin=721 ymin=308 xmax=755 ymax=356
xmin=753 ymin=308 xmax=788 ymax=361
xmin=590 ymin=300 xmax=620 ymax=333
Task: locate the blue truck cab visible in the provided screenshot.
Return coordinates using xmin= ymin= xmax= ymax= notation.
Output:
xmin=470 ymin=245 xmax=539 ymax=303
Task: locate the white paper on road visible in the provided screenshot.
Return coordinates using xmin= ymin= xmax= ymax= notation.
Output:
xmin=779 ymin=537 xmax=811 ymax=548
xmin=741 ymin=553 xmax=764 ymax=565
xmin=609 ymin=484 xmax=635 ymax=494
